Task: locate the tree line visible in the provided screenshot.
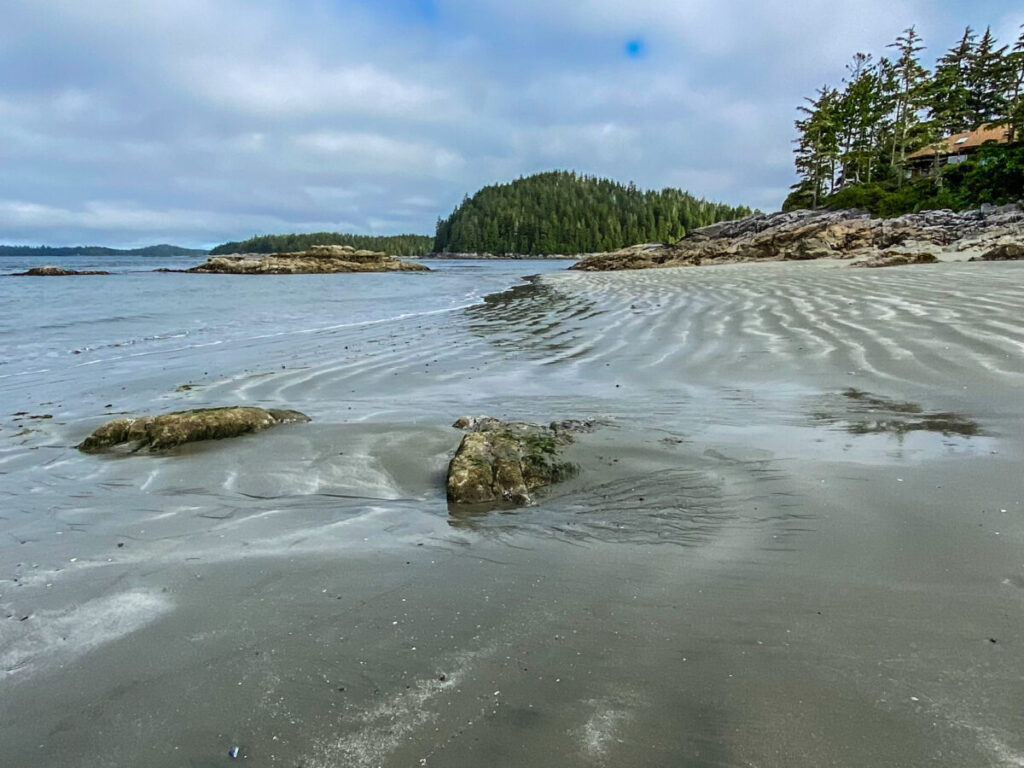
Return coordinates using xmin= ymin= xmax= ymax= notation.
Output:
xmin=788 ymin=24 xmax=1024 ymax=215
xmin=0 ymin=244 xmax=207 ymax=257
xmin=433 ymin=171 xmax=753 ymax=255
xmin=209 ymin=232 xmax=434 ymax=256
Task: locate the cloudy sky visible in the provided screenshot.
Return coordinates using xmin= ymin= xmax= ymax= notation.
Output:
xmin=1 ymin=1 xmax=1021 ymax=248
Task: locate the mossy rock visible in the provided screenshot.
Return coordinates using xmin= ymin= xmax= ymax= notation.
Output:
xmin=446 ymin=416 xmax=589 ymax=506
xmin=77 ymin=406 xmax=310 ymax=453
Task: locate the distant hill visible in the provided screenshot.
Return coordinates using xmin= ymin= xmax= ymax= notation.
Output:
xmin=0 ymin=244 xmax=208 ymax=257
xmin=209 ymin=233 xmax=433 ymax=257
xmin=433 ymin=170 xmax=755 ymax=255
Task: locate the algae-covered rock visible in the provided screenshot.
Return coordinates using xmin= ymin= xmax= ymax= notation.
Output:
xmin=446 ymin=416 xmax=588 ymax=506
xmin=77 ymin=406 xmax=310 ymax=453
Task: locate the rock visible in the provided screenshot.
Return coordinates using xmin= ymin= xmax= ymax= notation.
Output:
xmin=571 ymin=204 xmax=1024 ymax=271
xmin=446 ymin=416 xmax=581 ymax=506
xmin=187 ymin=245 xmax=430 ymax=274
xmin=14 ymin=265 xmax=110 ymax=276
xmin=851 ymin=251 xmax=938 ymax=268
xmin=77 ymin=406 xmax=310 ymax=453
xmin=979 ymin=242 xmax=1024 ymax=260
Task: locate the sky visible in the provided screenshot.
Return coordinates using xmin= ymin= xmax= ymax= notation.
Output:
xmin=1 ymin=0 xmax=1021 ymax=248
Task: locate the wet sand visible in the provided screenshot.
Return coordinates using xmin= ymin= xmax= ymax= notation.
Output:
xmin=1 ymin=260 xmax=1022 ymax=767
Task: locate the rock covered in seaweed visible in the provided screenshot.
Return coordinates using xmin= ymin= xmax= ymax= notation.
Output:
xmin=77 ymin=406 xmax=310 ymax=453
xmin=187 ymin=244 xmax=429 ymax=274
xmin=446 ymin=416 xmax=592 ymax=506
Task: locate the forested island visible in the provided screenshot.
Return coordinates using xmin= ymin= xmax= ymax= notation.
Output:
xmin=0 ymin=244 xmax=207 ymax=257
xmin=210 ymin=233 xmax=433 ymax=256
xmin=788 ymin=24 xmax=1024 ymax=215
xmin=432 ymin=171 xmax=753 ymax=255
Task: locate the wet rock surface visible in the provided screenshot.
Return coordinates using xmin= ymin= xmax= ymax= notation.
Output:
xmin=77 ymin=406 xmax=311 ymax=453
xmin=572 ymin=204 xmax=1024 ymax=271
xmin=446 ymin=416 xmax=592 ymax=506
xmin=187 ymin=244 xmax=430 ymax=274
xmin=977 ymin=242 xmax=1024 ymax=261
xmin=13 ymin=265 xmax=111 ymax=276
xmin=851 ymin=251 xmax=938 ymax=268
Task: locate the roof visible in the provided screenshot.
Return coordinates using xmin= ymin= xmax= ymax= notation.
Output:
xmin=906 ymin=123 xmax=1012 ymax=161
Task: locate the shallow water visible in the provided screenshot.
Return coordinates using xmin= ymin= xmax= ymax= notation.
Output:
xmin=1 ymin=257 xmax=1022 ymax=767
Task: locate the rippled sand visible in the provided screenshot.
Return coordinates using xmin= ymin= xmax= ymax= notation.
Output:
xmin=1 ymin=260 xmax=1022 ymax=767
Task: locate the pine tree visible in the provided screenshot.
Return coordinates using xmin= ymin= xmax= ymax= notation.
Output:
xmin=887 ymin=26 xmax=930 ymax=182
xmin=966 ymin=27 xmax=1010 ymax=125
xmin=1005 ymin=25 xmax=1024 ymax=140
xmin=928 ymin=27 xmax=975 ymax=134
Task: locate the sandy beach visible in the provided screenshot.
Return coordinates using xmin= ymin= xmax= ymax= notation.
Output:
xmin=1 ymin=258 xmax=1022 ymax=767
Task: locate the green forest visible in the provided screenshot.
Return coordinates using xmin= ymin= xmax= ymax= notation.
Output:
xmin=433 ymin=171 xmax=753 ymax=255
xmin=788 ymin=24 xmax=1024 ymax=216
xmin=0 ymin=244 xmax=207 ymax=257
xmin=209 ymin=232 xmax=434 ymax=256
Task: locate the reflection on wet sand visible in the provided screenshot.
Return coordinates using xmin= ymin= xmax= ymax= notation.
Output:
xmin=812 ymin=387 xmax=982 ymax=437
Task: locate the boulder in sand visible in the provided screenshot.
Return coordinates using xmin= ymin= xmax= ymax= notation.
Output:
xmin=446 ymin=416 xmax=591 ymax=506
xmin=77 ymin=406 xmax=310 ymax=453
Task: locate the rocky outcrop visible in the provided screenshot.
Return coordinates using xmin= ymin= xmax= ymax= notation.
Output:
xmin=446 ymin=416 xmax=592 ymax=506
xmin=571 ymin=204 xmax=1024 ymax=271
xmin=977 ymin=242 xmax=1024 ymax=260
xmin=187 ymin=244 xmax=429 ymax=274
xmin=851 ymin=251 xmax=938 ymax=268
xmin=13 ymin=265 xmax=110 ymax=276
xmin=77 ymin=406 xmax=310 ymax=453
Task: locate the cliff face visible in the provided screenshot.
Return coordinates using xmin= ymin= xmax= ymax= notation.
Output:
xmin=571 ymin=205 xmax=1024 ymax=271
xmin=188 ymin=244 xmax=429 ymax=274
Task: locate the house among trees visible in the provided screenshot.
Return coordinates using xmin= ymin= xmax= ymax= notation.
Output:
xmin=905 ymin=123 xmax=1013 ymax=178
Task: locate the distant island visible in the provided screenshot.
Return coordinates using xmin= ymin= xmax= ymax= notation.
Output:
xmin=210 ymin=233 xmax=433 ymax=257
xmin=0 ymin=244 xmax=208 ymax=257
xmin=433 ymin=170 xmax=753 ymax=255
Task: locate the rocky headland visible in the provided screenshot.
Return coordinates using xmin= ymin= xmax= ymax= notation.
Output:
xmin=77 ymin=406 xmax=310 ymax=453
xmin=572 ymin=204 xmax=1024 ymax=271
xmin=187 ymin=244 xmax=429 ymax=274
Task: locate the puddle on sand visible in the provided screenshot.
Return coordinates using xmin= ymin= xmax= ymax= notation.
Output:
xmin=811 ymin=388 xmax=981 ymax=438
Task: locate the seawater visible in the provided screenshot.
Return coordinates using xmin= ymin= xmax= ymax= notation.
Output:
xmin=0 ymin=256 xmax=1022 ymax=767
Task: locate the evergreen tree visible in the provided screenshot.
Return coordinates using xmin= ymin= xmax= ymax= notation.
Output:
xmin=1005 ymin=25 xmax=1024 ymax=140
xmin=433 ymin=171 xmax=752 ymax=254
xmin=965 ymin=27 xmax=1010 ymax=125
xmin=928 ymin=27 xmax=975 ymax=134
xmin=887 ymin=26 xmax=930 ymax=181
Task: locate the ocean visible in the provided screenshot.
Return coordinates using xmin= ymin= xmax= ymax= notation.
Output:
xmin=1 ymin=255 xmax=1022 ymax=767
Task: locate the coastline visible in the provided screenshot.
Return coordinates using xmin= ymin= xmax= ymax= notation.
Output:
xmin=1 ymin=257 xmax=1022 ymax=766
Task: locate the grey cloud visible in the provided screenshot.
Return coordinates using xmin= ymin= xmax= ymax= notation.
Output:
xmin=0 ymin=0 xmax=1001 ymax=247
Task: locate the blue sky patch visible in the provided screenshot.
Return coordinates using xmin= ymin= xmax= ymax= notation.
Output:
xmin=625 ymin=38 xmax=646 ymax=58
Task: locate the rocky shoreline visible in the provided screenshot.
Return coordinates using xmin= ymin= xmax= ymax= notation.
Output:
xmin=420 ymin=252 xmax=580 ymax=260
xmin=572 ymin=204 xmax=1024 ymax=271
xmin=186 ymin=244 xmax=429 ymax=274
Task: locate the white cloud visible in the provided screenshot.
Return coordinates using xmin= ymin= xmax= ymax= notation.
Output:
xmin=295 ymin=132 xmax=464 ymax=175
xmin=184 ymin=58 xmax=452 ymax=119
xmin=0 ymin=0 xmax=1002 ymax=245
